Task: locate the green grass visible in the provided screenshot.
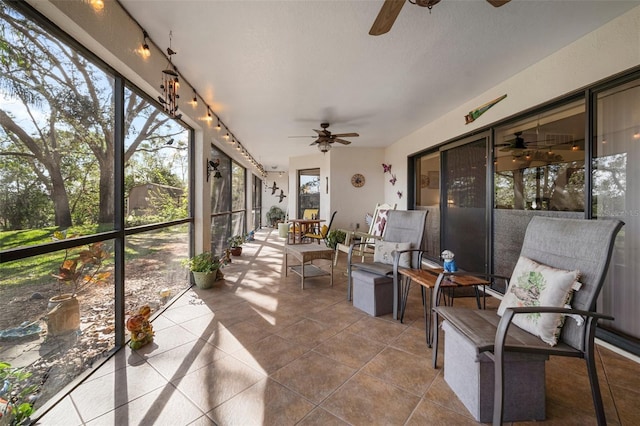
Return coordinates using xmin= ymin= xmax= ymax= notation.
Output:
xmin=1 ymin=224 xmax=188 ymax=289
xmin=0 ymin=224 xmax=113 ymax=250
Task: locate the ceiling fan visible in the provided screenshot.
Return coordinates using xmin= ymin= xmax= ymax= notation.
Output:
xmin=497 ymin=131 xmax=581 ymax=153
xmin=369 ymin=0 xmax=511 ymax=36
xmin=289 ymin=122 xmax=359 ymax=153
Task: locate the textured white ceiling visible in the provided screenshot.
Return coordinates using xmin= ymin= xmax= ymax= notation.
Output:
xmin=119 ymin=0 xmax=639 ymax=172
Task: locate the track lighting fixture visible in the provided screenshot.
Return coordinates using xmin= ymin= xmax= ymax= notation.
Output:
xmin=140 ymin=30 xmax=150 ymax=59
xmin=190 ymin=89 xmax=197 ymax=107
xmin=224 ymin=132 xmax=230 ymax=140
xmin=205 ymin=108 xmax=213 ymax=122
xmin=216 ymin=120 xmax=221 ymax=131
xmin=89 ymin=0 xmax=104 ymax=12
xmin=207 ymin=158 xmax=222 ymax=181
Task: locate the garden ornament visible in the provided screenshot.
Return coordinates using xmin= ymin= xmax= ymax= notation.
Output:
xmin=126 ymin=305 xmax=154 ymax=350
xmin=441 ymin=249 xmax=457 ymax=272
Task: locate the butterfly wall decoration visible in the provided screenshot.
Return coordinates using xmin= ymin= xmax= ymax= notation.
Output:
xmin=389 ymin=174 xmax=397 ymax=186
xmin=382 ymin=163 xmax=392 ymax=174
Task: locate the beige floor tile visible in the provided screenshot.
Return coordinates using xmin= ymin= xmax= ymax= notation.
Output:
xmin=275 ymin=317 xmax=341 ymax=347
xmin=187 ymin=415 xmax=218 ymax=425
xmin=84 ymin=344 xmax=146 ymax=380
xmin=406 ymin=398 xmax=477 ymax=426
xmin=271 ymin=351 xmax=356 ymax=404
xmin=304 ymin=302 xmax=367 ymax=330
xmin=149 ymin=314 xmax=178 ymax=331
xmin=208 ymin=378 xmax=315 ymax=425
xmin=360 ymin=346 xmax=438 ymax=396
xmin=146 ymin=338 xmax=227 ymax=380
xmin=171 ymin=355 xmax=265 ymax=413
xmin=518 ymin=399 xmax=605 ymax=426
xmin=296 ymin=407 xmax=351 ymax=426
xmin=37 ymin=396 xmax=83 ymax=426
xmin=313 ymin=330 xmax=385 ymax=369
xmin=345 ymin=315 xmax=408 ymax=344
xmin=390 ymin=325 xmax=432 ymax=358
xmin=423 ymin=372 xmax=471 ymax=418
xmin=321 ymin=372 xmax=420 ymax=426
xmin=297 ymin=407 xmax=349 ymax=426
xmin=229 ymin=334 xmax=310 ymax=374
xmin=161 ymin=302 xmax=217 ymax=325
xmin=609 ymin=384 xmax=640 ymax=425
xmin=70 ymin=362 xmax=168 ymax=422
xmin=85 ymin=384 xmax=203 ymax=426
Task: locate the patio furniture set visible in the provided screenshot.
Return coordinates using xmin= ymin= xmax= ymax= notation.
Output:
xmin=283 ymin=203 xmax=623 ymax=426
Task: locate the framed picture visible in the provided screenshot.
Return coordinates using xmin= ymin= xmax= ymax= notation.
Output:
xmin=428 ymin=171 xmax=439 ymax=189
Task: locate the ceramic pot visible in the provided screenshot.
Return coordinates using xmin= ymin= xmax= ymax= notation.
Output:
xmin=192 ymin=271 xmax=218 ymax=289
xmin=230 ymin=247 xmax=242 ymax=256
xmin=47 ymin=293 xmax=80 ymax=336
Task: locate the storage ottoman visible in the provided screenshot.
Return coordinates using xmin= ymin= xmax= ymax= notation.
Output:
xmin=442 ymin=320 xmax=548 ymax=422
xmin=352 ymin=269 xmax=393 ymax=316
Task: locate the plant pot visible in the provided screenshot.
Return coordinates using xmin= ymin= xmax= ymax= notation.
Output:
xmin=192 ymin=270 xmax=218 ymax=289
xmin=47 ymin=294 xmax=80 ymax=336
xmin=230 ymin=247 xmax=242 ymax=256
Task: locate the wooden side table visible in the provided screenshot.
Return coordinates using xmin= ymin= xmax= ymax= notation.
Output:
xmin=398 ymin=267 xmax=489 ymax=347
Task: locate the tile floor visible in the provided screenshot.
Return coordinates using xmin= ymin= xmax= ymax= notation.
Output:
xmin=38 ymin=229 xmax=640 ymax=425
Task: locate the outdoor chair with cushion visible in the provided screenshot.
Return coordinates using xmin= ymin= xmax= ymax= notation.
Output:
xmin=334 ymin=202 xmax=396 ymax=266
xmin=347 ymin=209 xmax=428 ymax=320
xmin=431 ymin=216 xmax=624 ymax=425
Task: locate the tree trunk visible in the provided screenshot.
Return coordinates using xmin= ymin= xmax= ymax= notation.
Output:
xmin=50 ymin=169 xmax=73 ymax=228
xmin=98 ymin=162 xmax=115 ymax=225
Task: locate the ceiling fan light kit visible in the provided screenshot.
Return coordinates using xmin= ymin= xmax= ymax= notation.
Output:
xmin=289 ymin=122 xmax=359 ymax=153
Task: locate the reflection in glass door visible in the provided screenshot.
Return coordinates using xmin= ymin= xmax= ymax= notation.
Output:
xmin=297 ymin=168 xmax=320 ymax=218
xmin=594 ymin=78 xmax=640 ymax=349
xmin=441 ymin=136 xmax=488 ymax=273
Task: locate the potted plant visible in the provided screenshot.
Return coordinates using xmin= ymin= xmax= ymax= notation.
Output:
xmin=48 ymin=231 xmax=111 ymax=336
xmin=326 ymin=229 xmax=346 ymax=250
xmin=227 ymin=234 xmax=245 ymax=256
xmin=266 ymin=206 xmax=286 ymax=228
xmin=182 ymin=251 xmax=222 ymax=289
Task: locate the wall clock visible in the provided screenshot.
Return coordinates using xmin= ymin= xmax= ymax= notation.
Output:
xmin=351 ymin=173 xmax=365 ymax=188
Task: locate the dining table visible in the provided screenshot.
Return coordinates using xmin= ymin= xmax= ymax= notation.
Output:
xmin=286 ymin=218 xmax=325 ymax=244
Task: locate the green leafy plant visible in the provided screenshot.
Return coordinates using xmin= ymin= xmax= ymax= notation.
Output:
xmin=0 ymin=361 xmax=37 ymax=426
xmin=227 ymin=235 xmax=245 ymax=249
xmin=266 ymin=206 xmax=286 ymax=227
xmin=51 ymin=231 xmax=111 ymax=296
xmin=181 ymin=252 xmax=221 ymax=273
xmin=325 ymin=229 xmax=346 ymax=249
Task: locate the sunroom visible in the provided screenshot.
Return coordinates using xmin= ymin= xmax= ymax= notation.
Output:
xmin=1 ymin=0 xmax=639 ymax=424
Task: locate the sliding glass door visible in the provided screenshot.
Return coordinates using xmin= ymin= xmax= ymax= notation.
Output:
xmin=441 ymin=134 xmax=489 ymax=273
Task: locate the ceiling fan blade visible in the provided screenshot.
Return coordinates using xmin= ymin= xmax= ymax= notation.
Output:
xmin=334 ymin=139 xmax=352 ymax=145
xmin=309 ymin=139 xmax=320 ymax=146
xmin=332 ymin=132 xmax=359 ymax=138
xmin=487 ymin=0 xmax=510 ymax=7
xmin=288 ymin=136 xmax=316 ymax=138
xmin=369 ymin=0 xmax=405 ymax=36
xmin=313 ymin=129 xmax=330 ymax=137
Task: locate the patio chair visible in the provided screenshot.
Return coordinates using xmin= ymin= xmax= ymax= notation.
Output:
xmin=334 ymin=202 xmax=396 ymax=266
xmin=431 ymin=216 xmax=624 ymax=425
xmin=347 ymin=209 xmax=428 ymax=320
xmin=304 ymin=210 xmax=337 ymax=244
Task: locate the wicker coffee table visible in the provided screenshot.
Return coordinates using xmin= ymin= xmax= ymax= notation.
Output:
xmin=284 ymin=244 xmax=334 ymax=289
